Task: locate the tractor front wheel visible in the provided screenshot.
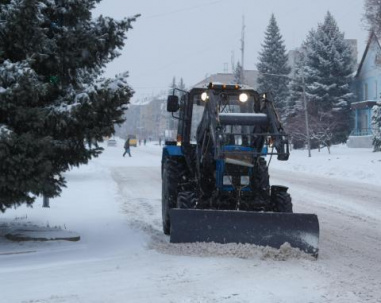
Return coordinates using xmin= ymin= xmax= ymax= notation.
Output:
xmin=177 ymin=191 xmax=197 ymax=209
xmin=271 ymin=185 xmax=293 ymax=213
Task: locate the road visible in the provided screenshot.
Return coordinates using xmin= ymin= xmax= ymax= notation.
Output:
xmin=1 ymin=144 xmax=380 ymax=303
xmin=272 ymin=169 xmax=381 ymax=302
xmin=108 ymin=146 xmax=381 ymax=302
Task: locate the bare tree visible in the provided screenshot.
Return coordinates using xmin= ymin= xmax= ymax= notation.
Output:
xmin=308 ymin=114 xmax=337 ymax=154
xmin=364 ymin=0 xmax=381 ymax=35
xmin=286 ymin=111 xmax=311 ymax=150
xmin=286 ymin=111 xmax=337 ymax=154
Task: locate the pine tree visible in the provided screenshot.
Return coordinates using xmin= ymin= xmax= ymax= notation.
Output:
xmin=302 ymin=12 xmax=354 ymax=143
xmin=233 ymin=61 xmax=243 ymax=84
xmin=170 ymin=76 xmax=176 ymax=89
xmin=0 ymin=0 xmax=138 ymax=211
xmin=256 ymin=14 xmax=291 ymax=115
xmin=178 ymin=77 xmax=186 ymax=91
xmin=372 ymin=102 xmax=381 ymax=151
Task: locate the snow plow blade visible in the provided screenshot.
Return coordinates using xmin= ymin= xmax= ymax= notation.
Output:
xmin=170 ymin=209 xmax=319 ymax=257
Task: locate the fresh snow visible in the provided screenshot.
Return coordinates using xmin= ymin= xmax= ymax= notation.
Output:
xmin=273 ymin=145 xmax=381 ymax=186
xmin=0 ymin=141 xmax=380 ymax=303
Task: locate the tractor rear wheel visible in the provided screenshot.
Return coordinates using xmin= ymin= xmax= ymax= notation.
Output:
xmin=162 ymin=158 xmax=184 ymax=234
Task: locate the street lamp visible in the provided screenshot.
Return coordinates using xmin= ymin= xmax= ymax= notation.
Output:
xmin=301 ymin=70 xmax=311 ymax=157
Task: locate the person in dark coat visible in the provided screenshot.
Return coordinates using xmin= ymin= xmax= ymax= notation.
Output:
xmin=123 ymin=138 xmax=132 ymax=157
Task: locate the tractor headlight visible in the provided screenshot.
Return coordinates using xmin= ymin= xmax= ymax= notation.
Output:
xmin=201 ymin=92 xmax=209 ymax=102
xmin=239 ymin=93 xmax=248 ymax=103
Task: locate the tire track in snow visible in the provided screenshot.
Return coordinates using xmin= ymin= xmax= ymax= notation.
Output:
xmin=111 ymin=167 xmax=164 ymax=234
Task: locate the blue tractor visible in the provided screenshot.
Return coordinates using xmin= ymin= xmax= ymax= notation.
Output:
xmin=161 ymin=83 xmax=319 ymax=257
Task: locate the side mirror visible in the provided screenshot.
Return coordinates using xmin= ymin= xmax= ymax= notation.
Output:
xmin=167 ymin=95 xmax=179 ymax=112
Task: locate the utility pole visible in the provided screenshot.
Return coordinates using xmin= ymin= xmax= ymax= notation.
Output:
xmin=223 ymin=62 xmax=228 ymax=73
xmin=240 ymin=15 xmax=245 ymax=84
xmin=231 ymin=51 xmax=235 ymax=72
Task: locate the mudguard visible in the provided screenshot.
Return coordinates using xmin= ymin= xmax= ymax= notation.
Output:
xmin=163 ymin=145 xmax=183 ymax=157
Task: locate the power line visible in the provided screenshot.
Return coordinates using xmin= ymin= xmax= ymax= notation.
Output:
xmin=145 ymin=0 xmax=228 ymax=19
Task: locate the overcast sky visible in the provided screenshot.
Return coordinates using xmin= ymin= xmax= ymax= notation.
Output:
xmin=93 ymin=0 xmax=368 ymax=102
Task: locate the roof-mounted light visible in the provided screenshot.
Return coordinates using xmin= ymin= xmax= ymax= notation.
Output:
xmin=207 ymin=83 xmax=242 ymax=90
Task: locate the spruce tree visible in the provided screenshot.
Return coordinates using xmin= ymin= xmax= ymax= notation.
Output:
xmin=0 ymin=0 xmax=138 ymax=211
xmin=170 ymin=76 xmax=176 ymax=89
xmin=302 ymin=12 xmax=354 ymax=143
xmin=233 ymin=61 xmax=243 ymax=84
xmin=257 ymin=14 xmax=291 ymax=115
xmin=178 ymin=77 xmax=186 ymax=91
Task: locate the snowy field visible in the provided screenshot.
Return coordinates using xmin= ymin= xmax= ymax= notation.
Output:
xmin=0 ymin=139 xmax=380 ymax=303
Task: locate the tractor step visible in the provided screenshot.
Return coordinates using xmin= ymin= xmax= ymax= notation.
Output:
xmin=169 ymin=209 xmax=319 ymax=257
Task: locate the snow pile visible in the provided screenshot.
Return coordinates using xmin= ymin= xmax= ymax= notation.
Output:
xmin=150 ymin=240 xmax=315 ymax=261
xmin=1 ymin=220 xmax=80 ymax=242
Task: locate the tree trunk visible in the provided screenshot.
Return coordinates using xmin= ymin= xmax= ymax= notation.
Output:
xmin=43 ymin=195 xmax=50 ymax=208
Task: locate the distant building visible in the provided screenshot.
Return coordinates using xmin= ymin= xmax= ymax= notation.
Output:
xmin=192 ymin=70 xmax=259 ymax=89
xmin=287 ymin=48 xmax=303 ymax=77
xmin=348 ymin=32 xmax=379 ymax=148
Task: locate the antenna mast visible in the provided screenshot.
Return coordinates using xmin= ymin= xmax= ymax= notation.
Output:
xmin=240 ymin=15 xmax=245 ymax=84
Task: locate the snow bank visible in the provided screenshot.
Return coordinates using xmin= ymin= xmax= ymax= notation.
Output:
xmin=271 ymin=144 xmax=381 ymax=186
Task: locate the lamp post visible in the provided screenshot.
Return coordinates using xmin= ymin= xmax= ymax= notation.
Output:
xmin=301 ymin=70 xmax=311 ymax=157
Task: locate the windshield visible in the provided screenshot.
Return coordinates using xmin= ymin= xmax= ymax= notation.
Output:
xmin=190 ymin=93 xmax=256 ymax=145
xmin=220 ymin=94 xmax=256 ymax=145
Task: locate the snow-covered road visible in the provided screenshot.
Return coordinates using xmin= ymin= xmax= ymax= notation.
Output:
xmin=0 ymin=142 xmax=380 ymax=303
xmin=272 ymin=169 xmax=381 ymax=303
xmin=110 ymin=145 xmax=381 ymax=302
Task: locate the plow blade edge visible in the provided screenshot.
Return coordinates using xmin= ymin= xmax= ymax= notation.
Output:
xmin=170 ymin=209 xmax=319 ymax=257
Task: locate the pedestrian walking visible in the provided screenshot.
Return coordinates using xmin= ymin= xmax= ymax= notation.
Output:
xmin=123 ymin=138 xmax=132 ymax=157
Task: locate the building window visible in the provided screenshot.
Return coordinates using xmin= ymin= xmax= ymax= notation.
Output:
xmin=364 ymin=83 xmax=368 ymax=100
